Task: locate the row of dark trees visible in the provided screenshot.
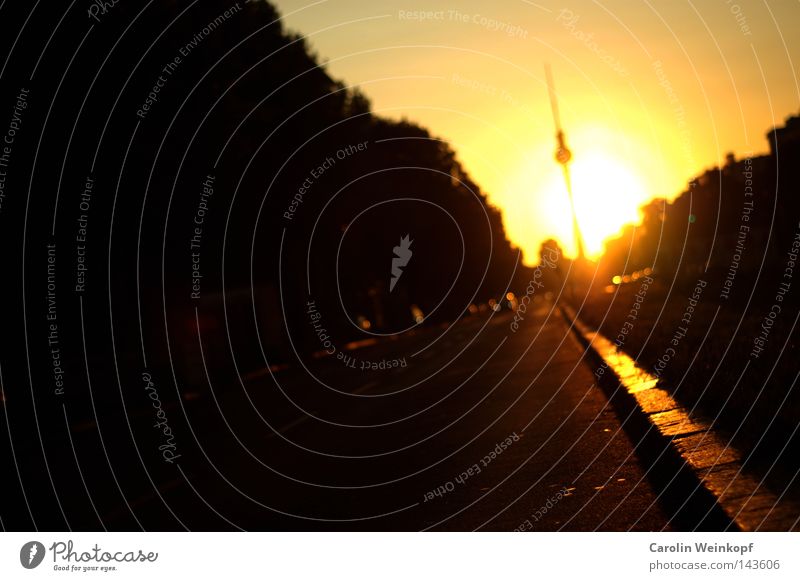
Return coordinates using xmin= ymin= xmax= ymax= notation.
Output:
xmin=0 ymin=0 xmax=533 ymax=529
xmin=584 ymin=115 xmax=800 ymax=472
xmin=596 ymin=117 xmax=800 ymax=303
xmin=2 ymin=0 xmax=530 ymax=410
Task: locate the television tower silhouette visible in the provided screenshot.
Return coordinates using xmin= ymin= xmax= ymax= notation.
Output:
xmin=545 ymin=64 xmax=586 ymax=260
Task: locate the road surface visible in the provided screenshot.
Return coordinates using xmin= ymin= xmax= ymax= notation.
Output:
xmin=94 ymin=300 xmax=672 ymax=531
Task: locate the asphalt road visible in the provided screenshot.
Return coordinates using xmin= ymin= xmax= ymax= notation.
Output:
xmin=93 ymin=299 xmax=672 ymax=531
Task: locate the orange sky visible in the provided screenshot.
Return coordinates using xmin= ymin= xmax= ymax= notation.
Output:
xmin=273 ymin=0 xmax=800 ymax=263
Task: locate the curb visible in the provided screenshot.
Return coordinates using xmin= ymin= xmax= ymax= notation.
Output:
xmin=560 ymin=304 xmax=799 ymax=531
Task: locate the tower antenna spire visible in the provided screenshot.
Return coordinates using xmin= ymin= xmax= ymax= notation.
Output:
xmin=545 ymin=63 xmax=585 ymax=260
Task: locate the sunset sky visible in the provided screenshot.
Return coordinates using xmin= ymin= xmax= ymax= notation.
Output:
xmin=273 ymin=0 xmax=800 ymax=263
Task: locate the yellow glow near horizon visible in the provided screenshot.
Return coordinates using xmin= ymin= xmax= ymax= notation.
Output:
xmin=273 ymin=0 xmax=800 ymax=265
xmin=543 ymin=151 xmax=648 ymax=259
xmin=499 ymin=124 xmax=658 ymax=260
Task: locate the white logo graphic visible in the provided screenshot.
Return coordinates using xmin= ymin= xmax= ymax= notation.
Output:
xmin=390 ymin=235 xmax=413 ymax=292
xmin=20 ymin=541 xmax=46 ymax=569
